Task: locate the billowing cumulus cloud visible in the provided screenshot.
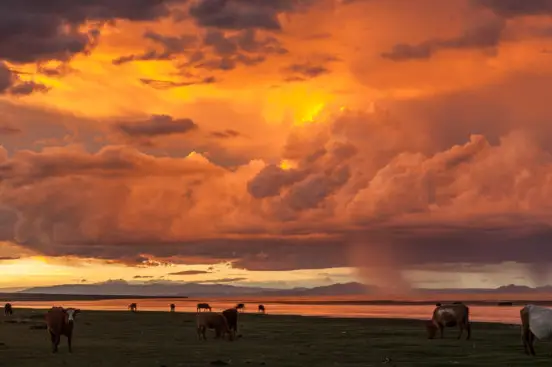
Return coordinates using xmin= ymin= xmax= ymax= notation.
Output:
xmin=4 ymin=0 xmax=552 ymax=289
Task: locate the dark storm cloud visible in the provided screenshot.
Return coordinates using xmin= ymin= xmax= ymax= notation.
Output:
xmin=381 ymin=19 xmax=505 ymax=61
xmin=0 ymin=0 xmax=187 ymax=64
xmin=188 ymin=0 xmax=313 ymax=30
xmin=113 ymin=115 xmax=198 ymax=138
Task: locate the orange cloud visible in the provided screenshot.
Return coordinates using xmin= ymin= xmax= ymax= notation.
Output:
xmin=4 ymin=0 xmax=552 ymax=289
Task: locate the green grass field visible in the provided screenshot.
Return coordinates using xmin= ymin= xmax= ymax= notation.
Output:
xmin=1 ymin=309 xmax=551 ymax=367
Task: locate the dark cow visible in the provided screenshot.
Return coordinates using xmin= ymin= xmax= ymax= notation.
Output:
xmin=170 ymin=303 xmax=176 ymax=312
xmin=222 ymin=307 xmax=239 ymax=339
xmin=197 ymin=303 xmax=211 ymax=312
xmin=235 ymin=303 xmax=245 ymax=312
xmin=196 ymin=312 xmax=233 ymax=341
xmin=4 ymin=303 xmax=12 ymax=316
xmin=128 ymin=303 xmax=137 ymax=312
xmin=45 ymin=307 xmax=80 ymax=353
xmin=426 ymin=303 xmax=471 ymax=340
xmin=258 ymin=304 xmax=265 ymax=314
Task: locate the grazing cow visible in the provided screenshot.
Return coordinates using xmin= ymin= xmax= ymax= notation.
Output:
xmin=235 ymin=303 xmax=245 ymax=312
xmin=196 ymin=312 xmax=233 ymax=341
xmin=128 ymin=303 xmax=137 ymax=312
xmin=4 ymin=303 xmax=12 ymax=316
xmin=197 ymin=303 xmax=211 ymax=312
xmin=520 ymin=304 xmax=552 ymax=356
xmin=170 ymin=303 xmax=176 ymax=312
xmin=45 ymin=307 xmax=80 ymax=353
xmin=258 ymin=304 xmax=265 ymax=314
xmin=222 ymin=308 xmax=239 ymax=338
xmin=426 ymin=303 xmax=471 ymax=340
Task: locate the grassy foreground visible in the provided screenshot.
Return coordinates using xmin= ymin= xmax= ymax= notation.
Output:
xmin=1 ymin=309 xmax=551 ymax=367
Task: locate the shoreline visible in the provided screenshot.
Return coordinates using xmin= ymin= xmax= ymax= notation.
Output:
xmin=11 ymin=307 xmax=520 ymax=326
xmin=1 ymin=293 xmax=551 ymax=306
xmin=9 ymin=306 xmax=522 ymax=326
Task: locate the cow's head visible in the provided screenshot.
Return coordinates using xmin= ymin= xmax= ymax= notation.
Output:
xmin=426 ymin=320 xmax=438 ymax=339
xmin=65 ymin=308 xmax=80 ymax=322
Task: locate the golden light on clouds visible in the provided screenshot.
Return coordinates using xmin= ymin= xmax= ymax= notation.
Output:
xmin=3 ymin=0 xmax=552 ymax=290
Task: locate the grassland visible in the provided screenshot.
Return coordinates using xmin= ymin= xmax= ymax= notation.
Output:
xmin=1 ymin=309 xmax=551 ymax=367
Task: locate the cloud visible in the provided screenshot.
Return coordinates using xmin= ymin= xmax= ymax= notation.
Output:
xmin=140 ymin=77 xmax=217 ymax=89
xmin=112 ymin=31 xmax=198 ymax=65
xmin=133 ymin=275 xmax=154 ymax=279
xmin=475 ymin=0 xmax=552 ymax=18
xmin=0 ymin=0 xmax=187 ymax=64
xmin=211 ymin=129 xmax=241 ymax=139
xmin=188 ymin=0 xmax=312 ymax=30
xmin=0 ymin=256 xmax=20 ymax=261
xmin=0 ymin=125 xmax=21 ymax=135
xmin=0 ymin=62 xmax=49 ymax=96
xmin=113 ymin=28 xmax=287 ymax=75
xmin=5 ymin=0 xmax=552 ymax=289
xmin=381 ymin=18 xmax=505 ymax=61
xmin=113 ymin=115 xmax=198 ymax=139
xmin=281 ymin=55 xmax=338 ymax=81
xmin=0 ymin=143 xmax=222 ymax=187
xmin=197 ymin=277 xmax=248 ymax=283
xmin=168 ymin=270 xmax=212 ymax=275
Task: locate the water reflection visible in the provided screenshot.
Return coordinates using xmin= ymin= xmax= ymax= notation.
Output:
xmin=9 ymin=298 xmax=526 ymax=324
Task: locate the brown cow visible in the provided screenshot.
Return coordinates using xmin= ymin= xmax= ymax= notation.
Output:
xmin=258 ymin=304 xmax=265 ymax=314
xmin=426 ymin=303 xmax=471 ymax=340
xmin=45 ymin=307 xmax=80 ymax=353
xmin=235 ymin=303 xmax=245 ymax=312
xmin=170 ymin=303 xmax=176 ymax=312
xmin=222 ymin=308 xmax=239 ymax=339
xmin=4 ymin=303 xmax=12 ymax=316
xmin=197 ymin=303 xmax=211 ymax=312
xmin=128 ymin=303 xmax=137 ymax=312
xmin=196 ymin=312 xmax=233 ymax=341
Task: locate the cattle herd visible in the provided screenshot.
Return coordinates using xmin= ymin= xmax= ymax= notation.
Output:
xmin=2 ymin=301 xmax=551 ymax=357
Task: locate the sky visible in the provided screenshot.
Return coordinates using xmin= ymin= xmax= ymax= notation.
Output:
xmin=2 ymin=0 xmax=552 ymax=291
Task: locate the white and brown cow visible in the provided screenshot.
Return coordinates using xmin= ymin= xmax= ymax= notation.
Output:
xmin=196 ymin=312 xmax=233 ymax=341
xmin=426 ymin=303 xmax=471 ymax=340
xmin=45 ymin=307 xmax=80 ymax=353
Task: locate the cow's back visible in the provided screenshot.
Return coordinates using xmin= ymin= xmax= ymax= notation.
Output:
xmin=46 ymin=308 xmax=65 ymax=334
xmin=433 ymin=304 xmax=468 ymax=323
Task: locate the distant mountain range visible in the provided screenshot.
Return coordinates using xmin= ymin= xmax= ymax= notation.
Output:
xmin=12 ymin=281 xmax=552 ymax=298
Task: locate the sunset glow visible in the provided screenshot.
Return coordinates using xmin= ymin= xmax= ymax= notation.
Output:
xmin=2 ymin=0 xmax=552 ymax=291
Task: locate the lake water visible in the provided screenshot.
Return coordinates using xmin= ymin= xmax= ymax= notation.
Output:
xmin=7 ymin=298 xmax=527 ymax=325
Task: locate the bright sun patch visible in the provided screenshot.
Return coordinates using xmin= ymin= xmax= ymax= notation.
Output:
xmin=298 ymin=102 xmax=325 ymax=124
xmin=279 ymin=159 xmax=298 ymax=170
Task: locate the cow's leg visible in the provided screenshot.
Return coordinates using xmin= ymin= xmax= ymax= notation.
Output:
xmin=50 ymin=331 xmax=59 ymax=353
xmin=439 ymin=324 xmax=444 ymax=339
xmin=457 ymin=323 xmax=463 ymax=339
xmin=522 ymin=331 xmax=530 ymax=355
xmin=528 ymin=331 xmax=536 ymax=356
xmin=67 ymin=334 xmax=72 ymax=353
